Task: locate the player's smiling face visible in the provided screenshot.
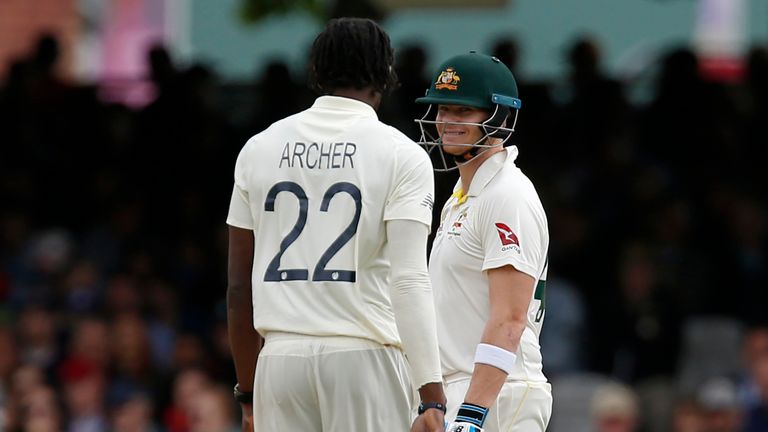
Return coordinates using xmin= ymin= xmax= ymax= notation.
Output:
xmin=435 ymin=104 xmax=489 ymax=155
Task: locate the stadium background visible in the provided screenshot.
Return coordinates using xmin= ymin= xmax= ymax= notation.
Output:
xmin=1 ymin=0 xmax=767 ymax=431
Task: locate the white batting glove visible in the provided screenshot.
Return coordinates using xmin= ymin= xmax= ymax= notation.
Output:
xmin=446 ymin=422 xmax=484 ymax=432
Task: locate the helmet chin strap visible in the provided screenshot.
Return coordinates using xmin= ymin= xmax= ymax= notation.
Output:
xmin=450 ymin=135 xmax=491 ymax=164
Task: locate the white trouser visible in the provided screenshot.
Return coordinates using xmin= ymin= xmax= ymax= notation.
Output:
xmin=445 ymin=377 xmax=552 ymax=432
xmin=253 ymin=332 xmax=414 ymax=431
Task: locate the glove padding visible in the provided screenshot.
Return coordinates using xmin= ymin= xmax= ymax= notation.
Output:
xmin=446 ymin=422 xmax=484 ymax=432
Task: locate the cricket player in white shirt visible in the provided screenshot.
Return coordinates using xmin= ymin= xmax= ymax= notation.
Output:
xmin=413 ymin=52 xmax=552 ymax=432
xmin=226 ymin=18 xmax=447 ymax=432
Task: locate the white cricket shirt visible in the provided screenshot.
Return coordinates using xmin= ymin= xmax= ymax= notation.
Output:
xmin=429 ymin=146 xmax=549 ymax=383
xmin=227 ymin=96 xmax=434 ymax=347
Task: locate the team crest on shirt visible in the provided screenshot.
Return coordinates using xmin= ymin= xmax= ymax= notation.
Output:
xmin=435 ymin=68 xmax=461 ymax=90
xmin=447 ymin=207 xmax=469 ymax=237
xmin=495 ymin=222 xmax=520 ymax=252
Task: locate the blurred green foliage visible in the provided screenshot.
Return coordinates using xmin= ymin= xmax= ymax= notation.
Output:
xmin=238 ymin=0 xmax=385 ymax=24
xmin=238 ymin=0 xmax=326 ymax=23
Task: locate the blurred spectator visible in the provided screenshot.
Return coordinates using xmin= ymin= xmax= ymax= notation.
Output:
xmin=62 ymin=260 xmax=103 ymax=313
xmin=742 ymin=326 xmax=768 ymax=431
xmin=0 ymin=327 xmax=17 ymax=429
xmin=638 ymin=47 xmax=734 ymax=197
xmin=609 ymin=242 xmax=681 ymax=383
xmin=591 ymin=381 xmax=640 ymax=432
xmin=105 ymin=275 xmax=143 ymax=316
xmin=491 ymin=36 xmax=520 ymax=75
xmin=187 ymin=384 xmax=238 ymax=432
xmin=146 ymin=280 xmax=180 ymax=372
xmin=146 ymin=44 xmax=179 ymax=100
xmin=17 ymin=306 xmax=59 ymax=372
xmin=68 ymin=317 xmax=111 ymax=372
xmin=539 ymin=277 xmax=588 ymax=377
xmin=110 ymin=392 xmax=160 ymax=432
xmin=10 ymin=364 xmax=45 ymax=400
xmin=696 ymin=377 xmax=743 ymax=432
xmin=172 ymin=333 xmax=208 ymax=371
xmin=557 ymin=35 xmax=630 ymax=170
xmin=649 ymin=198 xmax=711 ymax=316
xmin=163 ymin=368 xmax=210 ymax=432
xmin=250 ymin=61 xmax=301 ymax=134
xmin=671 ymin=398 xmax=705 ymax=432
xmin=59 ymin=357 xmax=108 ymax=432
xmin=741 ymin=326 xmax=768 ymax=403
xmin=382 ymin=43 xmax=430 ymax=140
xmin=11 ymin=229 xmax=74 ymax=307
xmin=722 ymin=196 xmax=767 ymax=322
xmin=0 ymin=327 xmax=18 ymax=385
xmin=740 ymin=45 xmax=768 ymax=188
xmin=110 ymin=313 xmax=153 ymax=386
xmin=207 ymin=305 xmax=236 ymax=383
xmin=28 ymin=34 xmax=67 ymax=96
xmin=17 ymin=385 xmax=63 ymax=432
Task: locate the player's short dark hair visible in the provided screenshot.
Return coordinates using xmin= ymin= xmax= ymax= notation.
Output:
xmin=309 ymin=17 xmax=398 ymax=94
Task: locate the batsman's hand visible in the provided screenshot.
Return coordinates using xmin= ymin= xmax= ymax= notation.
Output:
xmin=410 ymin=408 xmax=445 ymax=432
xmin=446 ymin=422 xmax=484 ymax=432
xmin=240 ymin=402 xmax=254 ymax=432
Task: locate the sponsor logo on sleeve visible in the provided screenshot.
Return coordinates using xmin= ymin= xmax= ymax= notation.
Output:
xmin=495 ymin=222 xmax=520 ymax=252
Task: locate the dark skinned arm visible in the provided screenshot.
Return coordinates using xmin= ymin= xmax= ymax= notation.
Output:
xmin=227 ymin=226 xmax=261 ymax=430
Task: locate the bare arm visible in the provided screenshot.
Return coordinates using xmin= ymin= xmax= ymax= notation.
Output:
xmin=227 ymin=226 xmax=262 ymax=393
xmin=463 ymin=265 xmax=534 ymax=408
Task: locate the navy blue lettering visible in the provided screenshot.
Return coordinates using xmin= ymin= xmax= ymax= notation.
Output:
xmin=279 ymin=142 xmax=291 ymax=168
xmin=292 ymin=142 xmax=306 ymax=168
xmin=331 ymin=142 xmax=344 ymax=168
xmin=318 ymin=143 xmax=332 ymax=169
xmin=280 ymin=142 xmax=357 ymax=169
xmin=343 ymin=143 xmax=356 ymax=168
xmin=306 ymin=143 xmax=319 ymax=168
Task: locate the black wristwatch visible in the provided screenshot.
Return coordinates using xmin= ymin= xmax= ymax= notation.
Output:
xmin=418 ymin=402 xmax=447 ymax=415
xmin=233 ymin=384 xmax=254 ymax=404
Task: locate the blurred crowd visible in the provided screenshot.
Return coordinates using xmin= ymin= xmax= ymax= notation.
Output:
xmin=0 ymin=32 xmax=767 ymax=432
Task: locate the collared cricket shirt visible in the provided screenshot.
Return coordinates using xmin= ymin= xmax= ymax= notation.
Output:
xmin=429 ymin=146 xmax=549 ymax=382
xmin=227 ymin=96 xmax=435 ymax=347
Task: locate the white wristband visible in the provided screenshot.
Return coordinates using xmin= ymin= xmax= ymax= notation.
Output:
xmin=474 ymin=343 xmax=517 ymax=374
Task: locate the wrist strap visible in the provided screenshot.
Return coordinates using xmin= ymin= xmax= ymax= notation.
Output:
xmin=455 ymin=402 xmax=488 ymax=427
xmin=418 ymin=402 xmax=447 ymax=415
xmin=474 ymin=343 xmax=517 ymax=374
xmin=233 ymin=384 xmax=253 ymax=404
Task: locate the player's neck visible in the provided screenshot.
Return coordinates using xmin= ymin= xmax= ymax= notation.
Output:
xmin=329 ymin=87 xmax=382 ymax=111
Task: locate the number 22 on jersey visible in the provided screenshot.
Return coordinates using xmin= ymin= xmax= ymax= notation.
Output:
xmin=263 ymin=181 xmax=362 ymax=283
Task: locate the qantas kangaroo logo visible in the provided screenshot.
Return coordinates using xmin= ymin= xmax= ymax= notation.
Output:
xmin=495 ymin=223 xmax=519 ymax=246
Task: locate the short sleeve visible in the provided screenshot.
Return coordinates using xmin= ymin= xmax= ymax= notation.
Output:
xmin=478 ymin=196 xmax=547 ymax=279
xmin=226 ymin=146 xmax=255 ymax=229
xmin=226 ymin=183 xmax=254 ymax=229
xmin=383 ymin=147 xmax=435 ymax=227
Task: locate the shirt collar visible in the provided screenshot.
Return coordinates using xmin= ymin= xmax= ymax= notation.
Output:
xmin=453 ymin=146 xmax=519 ymax=198
xmin=311 ymin=95 xmax=378 ymax=118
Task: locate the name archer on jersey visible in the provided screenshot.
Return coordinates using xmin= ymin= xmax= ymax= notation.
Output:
xmin=279 ymin=142 xmax=357 ymax=169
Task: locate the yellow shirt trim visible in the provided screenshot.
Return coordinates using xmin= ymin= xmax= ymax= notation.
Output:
xmin=451 ymin=189 xmax=468 ymax=205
